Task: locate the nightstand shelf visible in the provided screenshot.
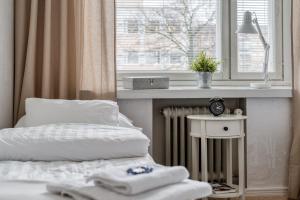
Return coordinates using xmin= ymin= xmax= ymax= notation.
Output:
xmin=210 ymin=184 xmax=241 ymax=199
xmin=187 ymin=114 xmax=247 ymax=200
xmin=211 ymin=192 xmax=242 ymax=199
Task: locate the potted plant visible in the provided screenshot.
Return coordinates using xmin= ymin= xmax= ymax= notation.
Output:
xmin=190 ymin=51 xmax=220 ymax=88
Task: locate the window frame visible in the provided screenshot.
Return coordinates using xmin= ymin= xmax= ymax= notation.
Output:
xmin=116 ymin=0 xmax=292 ymax=86
xmin=230 ymin=0 xmax=283 ymax=80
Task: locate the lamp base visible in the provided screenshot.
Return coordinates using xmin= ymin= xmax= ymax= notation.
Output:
xmin=250 ymin=82 xmax=271 ymax=89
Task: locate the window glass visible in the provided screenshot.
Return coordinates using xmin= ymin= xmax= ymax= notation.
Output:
xmin=237 ymin=0 xmax=274 ymax=72
xmin=116 ymin=0 xmax=218 ymax=71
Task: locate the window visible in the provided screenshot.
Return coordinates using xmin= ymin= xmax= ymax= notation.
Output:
xmin=145 ymin=51 xmax=160 ymax=64
xmin=145 ymin=20 xmax=160 ymax=33
xmin=116 ymin=0 xmax=289 ymax=83
xmin=237 ymin=0 xmax=272 ymax=73
xmin=116 ymin=0 xmax=218 ymax=71
xmin=170 ymin=52 xmax=183 ymax=64
xmin=127 ymin=51 xmax=139 ymax=64
xmin=231 ymin=0 xmax=283 ymax=80
xmin=166 ymin=20 xmax=181 ymax=33
xmin=127 ymin=20 xmax=139 ymax=33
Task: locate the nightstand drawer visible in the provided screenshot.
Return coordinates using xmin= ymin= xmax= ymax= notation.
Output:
xmin=206 ymin=120 xmax=241 ymax=137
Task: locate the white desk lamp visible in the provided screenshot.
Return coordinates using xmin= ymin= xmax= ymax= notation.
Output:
xmin=237 ymin=11 xmax=271 ymax=89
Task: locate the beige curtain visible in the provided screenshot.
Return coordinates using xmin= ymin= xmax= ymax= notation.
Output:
xmin=290 ymin=0 xmax=300 ymax=199
xmin=14 ymin=0 xmax=116 ymax=123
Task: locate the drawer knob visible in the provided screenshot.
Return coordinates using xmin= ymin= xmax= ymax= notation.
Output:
xmin=223 ymin=126 xmax=229 ymax=131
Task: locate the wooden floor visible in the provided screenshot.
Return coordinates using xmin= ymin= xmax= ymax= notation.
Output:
xmin=246 ymin=197 xmax=287 ymax=200
xmin=209 ymin=197 xmax=287 ymax=200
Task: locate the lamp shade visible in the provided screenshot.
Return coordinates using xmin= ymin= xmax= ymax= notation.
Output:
xmin=236 ymin=11 xmax=257 ymax=34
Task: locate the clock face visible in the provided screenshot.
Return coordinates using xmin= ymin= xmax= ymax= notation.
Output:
xmin=209 ymin=101 xmax=225 ymax=116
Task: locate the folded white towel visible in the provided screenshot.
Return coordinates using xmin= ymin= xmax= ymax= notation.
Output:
xmin=86 ymin=165 xmax=189 ymax=195
xmin=47 ymin=179 xmax=212 ymax=200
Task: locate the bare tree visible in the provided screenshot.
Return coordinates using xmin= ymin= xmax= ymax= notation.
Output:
xmin=140 ymin=0 xmax=216 ymax=68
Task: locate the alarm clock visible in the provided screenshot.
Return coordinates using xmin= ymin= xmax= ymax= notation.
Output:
xmin=208 ymin=98 xmax=225 ymax=116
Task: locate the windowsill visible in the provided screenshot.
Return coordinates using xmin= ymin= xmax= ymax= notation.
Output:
xmin=117 ymin=86 xmax=292 ymax=99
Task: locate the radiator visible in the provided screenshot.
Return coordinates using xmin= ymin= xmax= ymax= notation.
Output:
xmin=162 ymin=107 xmax=230 ymax=182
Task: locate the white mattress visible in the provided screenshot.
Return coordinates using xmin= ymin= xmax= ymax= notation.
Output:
xmin=0 ymin=123 xmax=149 ymax=161
xmin=0 ymin=155 xmax=154 ymax=200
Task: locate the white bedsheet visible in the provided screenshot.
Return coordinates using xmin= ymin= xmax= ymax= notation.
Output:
xmin=0 ymin=155 xmax=154 ymax=200
xmin=0 ymin=155 xmax=154 ymax=183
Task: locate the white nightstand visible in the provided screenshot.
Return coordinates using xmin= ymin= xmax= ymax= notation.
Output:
xmin=187 ymin=114 xmax=247 ymax=200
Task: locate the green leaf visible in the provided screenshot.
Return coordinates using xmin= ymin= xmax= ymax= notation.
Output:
xmin=190 ymin=51 xmax=220 ymax=73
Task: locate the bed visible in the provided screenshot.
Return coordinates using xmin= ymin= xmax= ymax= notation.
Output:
xmin=0 ymin=98 xmax=155 ymax=199
xmin=0 ymin=156 xmax=154 ymax=200
xmin=0 ymin=98 xmax=211 ymax=200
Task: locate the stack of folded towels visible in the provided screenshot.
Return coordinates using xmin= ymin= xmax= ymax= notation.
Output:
xmin=47 ymin=165 xmax=212 ymax=200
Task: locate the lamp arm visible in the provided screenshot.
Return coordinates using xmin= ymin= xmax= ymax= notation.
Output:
xmin=252 ymin=17 xmax=269 ymax=49
xmin=253 ymin=13 xmax=270 ymax=82
xmin=263 ymin=45 xmax=270 ymax=82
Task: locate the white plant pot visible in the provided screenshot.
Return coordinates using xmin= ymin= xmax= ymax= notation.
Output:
xmin=197 ymin=72 xmax=212 ymax=88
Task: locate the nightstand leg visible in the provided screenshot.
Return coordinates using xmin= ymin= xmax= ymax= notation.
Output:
xmin=226 ymin=139 xmax=233 ymax=185
xmin=238 ymin=137 xmax=245 ymax=200
xmin=201 ymin=137 xmax=208 ymax=181
xmin=201 ymin=137 xmax=208 ymax=200
xmin=192 ymin=137 xmax=199 ymax=180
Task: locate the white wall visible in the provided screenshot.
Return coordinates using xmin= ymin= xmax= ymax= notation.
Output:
xmin=0 ymin=0 xmax=14 ymax=128
xmin=118 ymin=99 xmax=153 ymax=154
xmin=246 ymin=98 xmax=292 ymax=195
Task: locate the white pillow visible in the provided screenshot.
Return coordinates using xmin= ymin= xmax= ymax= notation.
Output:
xmin=15 ymin=113 xmax=139 ymax=129
xmin=119 ymin=113 xmax=133 ymax=127
xmin=25 ymin=98 xmax=119 ymax=127
xmin=14 ymin=116 xmax=26 ymax=128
